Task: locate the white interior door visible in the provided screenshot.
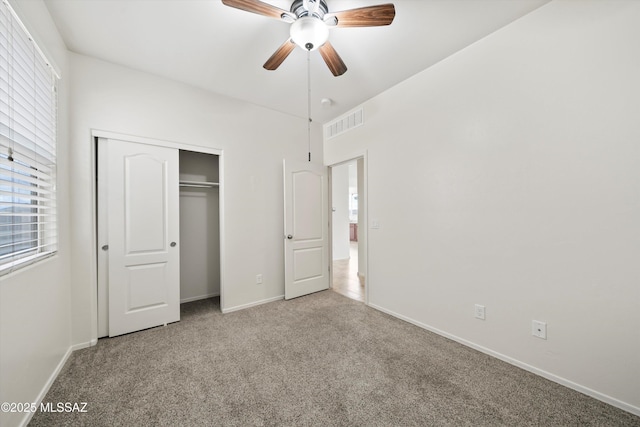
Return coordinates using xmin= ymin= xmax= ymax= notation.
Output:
xmin=106 ymin=139 xmax=180 ymax=336
xmin=283 ymin=159 xmax=329 ymax=299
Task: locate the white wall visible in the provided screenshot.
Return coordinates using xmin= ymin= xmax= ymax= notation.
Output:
xmin=68 ymin=53 xmax=324 ymax=345
xmin=331 ymin=163 xmax=350 ymax=260
xmin=324 ymin=0 xmax=640 ymax=414
xmin=0 ymin=1 xmax=71 ymax=427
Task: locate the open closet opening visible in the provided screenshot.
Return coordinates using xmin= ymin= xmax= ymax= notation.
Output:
xmin=96 ymin=134 xmax=222 ymax=338
xmin=179 ymin=150 xmax=220 ymax=304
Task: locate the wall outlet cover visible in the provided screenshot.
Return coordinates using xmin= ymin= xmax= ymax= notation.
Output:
xmin=532 ymin=320 xmax=547 ymax=339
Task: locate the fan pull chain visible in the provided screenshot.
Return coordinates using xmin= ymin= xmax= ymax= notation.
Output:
xmin=307 ymin=50 xmax=311 ymax=162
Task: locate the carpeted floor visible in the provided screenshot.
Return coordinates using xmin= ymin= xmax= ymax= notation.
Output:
xmin=30 ymin=291 xmax=639 ymax=426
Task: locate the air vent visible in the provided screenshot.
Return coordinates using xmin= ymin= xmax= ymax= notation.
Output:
xmin=324 ymin=107 xmax=364 ymax=140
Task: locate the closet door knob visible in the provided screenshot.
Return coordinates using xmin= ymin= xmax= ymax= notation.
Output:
xmin=170 ymin=242 xmax=177 ymax=247
xmin=287 ymin=235 xmax=293 ymax=240
xmin=101 ymin=245 xmax=109 ymax=251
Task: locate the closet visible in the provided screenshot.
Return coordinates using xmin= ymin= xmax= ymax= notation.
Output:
xmin=179 ymin=150 xmax=220 ymax=303
xmin=96 ymin=135 xmax=221 ymax=338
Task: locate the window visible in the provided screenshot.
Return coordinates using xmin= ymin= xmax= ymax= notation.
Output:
xmin=0 ymin=0 xmax=58 ymax=275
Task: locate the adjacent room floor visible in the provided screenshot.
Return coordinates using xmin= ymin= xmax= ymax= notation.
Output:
xmin=332 ymin=242 xmax=364 ymax=302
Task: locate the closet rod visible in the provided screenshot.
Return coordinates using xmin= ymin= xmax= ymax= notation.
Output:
xmin=179 ymin=180 xmax=219 ymax=188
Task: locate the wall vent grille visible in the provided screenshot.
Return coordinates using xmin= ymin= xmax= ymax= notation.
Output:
xmin=324 ymin=107 xmax=364 ymax=139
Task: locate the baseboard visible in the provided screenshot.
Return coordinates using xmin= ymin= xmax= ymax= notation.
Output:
xmin=180 ymin=293 xmax=219 ymax=304
xmin=222 ymin=295 xmax=284 ymax=314
xmin=368 ymin=303 xmax=640 ymax=417
xmin=71 ymin=338 xmax=97 ymax=351
xmin=18 ymin=345 xmax=74 ymax=427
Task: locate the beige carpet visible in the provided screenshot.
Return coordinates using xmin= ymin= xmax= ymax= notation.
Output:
xmin=30 ymin=291 xmax=638 ymax=426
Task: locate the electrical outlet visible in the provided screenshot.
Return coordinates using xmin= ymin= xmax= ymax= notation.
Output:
xmin=474 ymin=304 xmax=486 ymax=320
xmin=256 ymin=274 xmax=263 ymax=285
xmin=532 ymin=320 xmax=547 ymax=339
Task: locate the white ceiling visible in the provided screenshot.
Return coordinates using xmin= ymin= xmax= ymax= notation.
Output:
xmin=43 ymin=0 xmax=549 ymax=124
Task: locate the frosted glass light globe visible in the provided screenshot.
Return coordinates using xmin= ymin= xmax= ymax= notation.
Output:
xmin=290 ymin=17 xmax=329 ymax=51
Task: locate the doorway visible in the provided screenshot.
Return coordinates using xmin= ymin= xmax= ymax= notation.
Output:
xmin=330 ymin=158 xmax=365 ymax=302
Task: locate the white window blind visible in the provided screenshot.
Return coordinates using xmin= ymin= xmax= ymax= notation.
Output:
xmin=0 ymin=0 xmax=58 ymax=275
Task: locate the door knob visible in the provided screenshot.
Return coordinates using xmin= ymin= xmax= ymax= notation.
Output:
xmin=170 ymin=242 xmax=177 ymax=247
xmin=287 ymin=235 xmax=293 ymax=239
xmin=101 ymin=245 xmax=109 ymax=251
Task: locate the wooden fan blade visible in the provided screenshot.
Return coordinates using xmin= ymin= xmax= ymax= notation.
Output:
xmin=319 ymin=42 xmax=347 ymax=76
xmin=222 ymin=0 xmax=291 ymax=20
xmin=263 ymin=39 xmax=296 ymax=70
xmin=332 ymin=3 xmax=395 ymax=27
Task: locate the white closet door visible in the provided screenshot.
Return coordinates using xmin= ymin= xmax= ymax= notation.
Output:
xmin=107 ymin=139 xmax=180 ymax=337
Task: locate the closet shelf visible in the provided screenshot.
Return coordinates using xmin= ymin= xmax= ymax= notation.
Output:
xmin=179 ymin=180 xmax=219 ymax=188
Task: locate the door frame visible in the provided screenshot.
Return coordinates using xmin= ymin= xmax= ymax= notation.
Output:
xmin=92 ymin=130 xmax=225 ymax=338
xmin=328 ymin=152 xmax=368 ymax=305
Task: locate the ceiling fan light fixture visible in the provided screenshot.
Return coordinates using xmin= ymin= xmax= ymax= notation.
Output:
xmin=290 ymin=17 xmax=329 ymax=51
xmin=222 ymin=0 xmax=395 ymax=76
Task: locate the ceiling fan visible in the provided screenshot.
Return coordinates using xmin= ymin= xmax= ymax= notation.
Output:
xmin=221 ymin=0 xmax=395 ymax=76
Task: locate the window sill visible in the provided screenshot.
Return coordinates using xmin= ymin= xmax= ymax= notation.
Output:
xmin=0 ymin=251 xmax=58 ymax=279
